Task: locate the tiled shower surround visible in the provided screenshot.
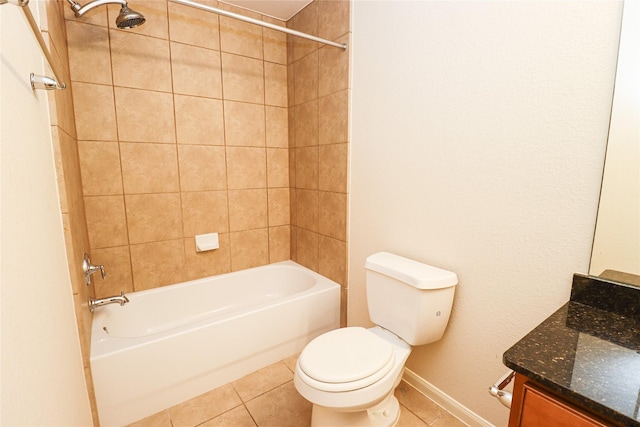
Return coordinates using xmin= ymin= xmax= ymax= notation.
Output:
xmin=64 ymin=0 xmax=350 ymax=303
xmin=43 ymin=0 xmax=349 ymax=423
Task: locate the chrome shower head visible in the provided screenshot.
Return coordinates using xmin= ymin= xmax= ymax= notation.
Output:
xmin=66 ymin=0 xmax=145 ymax=28
xmin=115 ymin=5 xmax=146 ymax=29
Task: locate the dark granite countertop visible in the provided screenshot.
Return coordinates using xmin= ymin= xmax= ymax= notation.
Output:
xmin=503 ymin=274 xmax=640 ymax=427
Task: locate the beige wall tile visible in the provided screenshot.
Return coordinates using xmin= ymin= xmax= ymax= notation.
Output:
xmin=107 ymin=1 xmax=169 ymax=39
xmin=171 ymin=43 xmax=222 ymax=98
xmin=228 ymin=189 xmax=268 ymax=231
xmin=287 ymin=63 xmax=295 ymax=107
xmin=290 ymin=225 xmax=298 ymax=261
xmin=265 ymin=62 xmax=287 ymax=107
xmin=178 ymin=145 xmax=227 ymax=191
xmin=319 ymin=90 xmax=348 ymax=145
xmin=130 ymin=239 xmax=186 ymax=290
xmin=318 ymin=191 xmax=347 ymax=240
xmin=263 ymin=26 xmax=287 ymax=65
xmin=168 ymin=0 xmax=220 ymax=50
xmin=266 ymin=106 xmax=288 ymax=148
xmin=51 ymin=127 xmax=82 ymax=213
xmin=84 ymin=195 xmax=129 ymax=249
xmin=318 ymin=0 xmax=350 ymax=41
xmin=110 ymin=30 xmax=171 ymax=92
xmin=125 ymin=193 xmax=183 ymax=244
xmin=318 ymin=34 xmax=349 ymax=97
xmin=184 ymin=235 xmax=231 ymax=280
xmin=230 ymin=228 xmax=269 ymax=271
xmin=318 ymin=235 xmax=347 ymax=285
xmin=224 ymin=101 xmax=265 ymax=147
xmin=219 ymin=16 xmax=263 ymax=59
xmin=49 ymin=76 xmax=77 ymax=138
xmin=269 ymin=225 xmax=291 ymax=262
xmin=295 ymin=146 xmax=318 ymax=190
xmin=120 ymin=143 xmax=179 ymax=193
xmin=295 ymin=228 xmax=318 ymax=271
xmin=318 ymin=143 xmax=348 ymax=193
xmin=268 ymin=188 xmax=290 ymax=226
xmin=90 ymin=246 xmax=134 ymax=298
xmin=293 ymin=51 xmax=318 ymax=105
xmin=175 ymin=95 xmax=224 ymax=145
xmin=288 ymin=148 xmax=297 ymax=189
xmin=289 ymin=2 xmax=319 ymax=62
xmin=73 ymin=82 xmax=117 ymax=141
xmin=64 ymin=2 xmax=107 ymax=27
xmin=181 ymin=190 xmax=229 ymax=236
xmin=267 ymin=148 xmax=289 ymax=187
xmin=296 ymin=188 xmax=318 ymax=232
xmin=221 ymin=53 xmax=264 ymax=104
xmin=294 ymin=101 xmax=318 ymax=147
xmin=114 ymin=87 xmax=176 ymax=143
xmin=66 ymin=21 xmax=111 ymax=85
xmin=78 ymin=140 xmax=123 ymax=196
xmin=226 ymin=147 xmax=266 ymax=189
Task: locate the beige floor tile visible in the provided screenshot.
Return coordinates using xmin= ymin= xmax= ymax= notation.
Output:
xmin=233 ymin=362 xmax=293 ymax=402
xmin=169 ymin=383 xmax=242 ymax=427
xmin=395 ymin=381 xmax=444 ymax=425
xmin=396 ymin=404 xmax=429 ymax=427
xmin=245 ymin=381 xmax=312 ymax=427
xmin=126 ymin=409 xmax=172 ymax=427
xmin=282 ymin=354 xmax=299 ymax=373
xmin=431 ymin=411 xmax=469 ymax=427
xmin=200 ymin=405 xmax=257 ymax=427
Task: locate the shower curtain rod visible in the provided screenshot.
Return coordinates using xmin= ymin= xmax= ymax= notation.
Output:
xmin=169 ymin=0 xmax=347 ymax=50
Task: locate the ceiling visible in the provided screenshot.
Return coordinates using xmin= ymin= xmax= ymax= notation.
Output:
xmin=220 ymin=0 xmax=313 ymax=21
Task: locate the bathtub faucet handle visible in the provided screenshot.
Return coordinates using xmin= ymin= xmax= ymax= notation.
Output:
xmin=83 ymin=253 xmax=106 ymax=285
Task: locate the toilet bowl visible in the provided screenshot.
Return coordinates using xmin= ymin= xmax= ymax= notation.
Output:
xmin=294 ymin=252 xmax=458 ymax=427
xmin=295 ymin=327 xmax=411 ymax=426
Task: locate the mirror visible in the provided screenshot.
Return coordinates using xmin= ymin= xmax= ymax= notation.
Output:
xmin=589 ymin=0 xmax=640 ymax=287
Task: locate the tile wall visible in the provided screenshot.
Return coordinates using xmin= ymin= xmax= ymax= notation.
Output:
xmin=65 ymin=0 xmax=350 ymax=310
xmin=65 ymin=0 xmax=293 ymax=297
xmin=287 ymin=0 xmax=350 ymax=324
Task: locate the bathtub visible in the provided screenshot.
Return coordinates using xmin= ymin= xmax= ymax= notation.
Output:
xmin=90 ymin=260 xmax=340 ymax=427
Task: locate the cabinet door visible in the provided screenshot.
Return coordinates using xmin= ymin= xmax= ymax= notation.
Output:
xmin=519 ymin=382 xmax=609 ymax=427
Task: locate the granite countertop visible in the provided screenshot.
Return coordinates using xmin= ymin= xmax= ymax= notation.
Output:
xmin=503 ymin=274 xmax=640 ymax=427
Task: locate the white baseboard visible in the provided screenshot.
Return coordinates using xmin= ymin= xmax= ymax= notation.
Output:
xmin=402 ymin=368 xmax=495 ymax=427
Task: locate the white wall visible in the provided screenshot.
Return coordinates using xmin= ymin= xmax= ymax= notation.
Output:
xmin=349 ymin=1 xmax=622 ymax=425
xmin=0 ymin=2 xmax=93 ymax=425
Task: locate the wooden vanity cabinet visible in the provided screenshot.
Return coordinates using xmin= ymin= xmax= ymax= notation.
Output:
xmin=508 ymin=373 xmax=615 ymax=427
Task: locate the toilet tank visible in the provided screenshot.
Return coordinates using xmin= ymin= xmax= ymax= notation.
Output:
xmin=365 ymin=252 xmax=458 ymax=346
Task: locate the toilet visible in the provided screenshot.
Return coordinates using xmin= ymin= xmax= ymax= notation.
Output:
xmin=294 ymin=252 xmax=458 ymax=427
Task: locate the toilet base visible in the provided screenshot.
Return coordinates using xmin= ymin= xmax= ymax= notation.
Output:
xmin=310 ymin=392 xmax=400 ymax=427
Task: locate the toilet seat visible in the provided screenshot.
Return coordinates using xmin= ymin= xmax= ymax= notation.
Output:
xmin=298 ymin=327 xmax=395 ymax=392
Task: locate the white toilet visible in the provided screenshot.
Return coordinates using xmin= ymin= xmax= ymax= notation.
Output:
xmin=294 ymin=252 xmax=458 ymax=427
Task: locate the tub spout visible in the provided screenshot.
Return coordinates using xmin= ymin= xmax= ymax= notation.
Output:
xmin=89 ymin=291 xmax=129 ymax=312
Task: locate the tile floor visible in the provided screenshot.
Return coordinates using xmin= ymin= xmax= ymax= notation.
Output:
xmin=127 ymin=355 xmax=468 ymax=427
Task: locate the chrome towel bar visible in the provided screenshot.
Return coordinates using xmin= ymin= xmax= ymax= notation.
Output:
xmin=1 ymin=0 xmax=67 ymax=90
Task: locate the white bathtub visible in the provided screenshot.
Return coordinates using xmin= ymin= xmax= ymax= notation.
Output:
xmin=90 ymin=260 xmax=340 ymax=427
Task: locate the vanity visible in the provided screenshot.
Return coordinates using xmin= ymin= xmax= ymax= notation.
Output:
xmin=503 ymin=275 xmax=639 ymax=427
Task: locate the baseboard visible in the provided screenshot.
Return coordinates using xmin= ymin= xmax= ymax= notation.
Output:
xmin=402 ymin=368 xmax=495 ymax=427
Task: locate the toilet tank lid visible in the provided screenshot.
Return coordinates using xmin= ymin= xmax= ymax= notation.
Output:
xmin=365 ymin=252 xmax=458 ymax=289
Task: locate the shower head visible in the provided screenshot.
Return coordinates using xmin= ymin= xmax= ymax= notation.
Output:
xmin=115 ymin=5 xmax=146 ymax=29
xmin=66 ymin=0 xmax=145 ymax=28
